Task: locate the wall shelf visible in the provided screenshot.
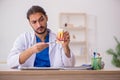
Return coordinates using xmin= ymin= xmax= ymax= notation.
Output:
xmin=59 ymin=13 xmax=89 ymax=65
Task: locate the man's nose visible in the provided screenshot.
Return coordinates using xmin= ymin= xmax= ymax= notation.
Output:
xmin=36 ymin=21 xmax=41 ymax=27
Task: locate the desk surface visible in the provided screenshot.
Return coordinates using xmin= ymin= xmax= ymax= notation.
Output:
xmin=0 ymin=68 xmax=120 ymax=80
xmin=0 ymin=68 xmax=120 ymax=74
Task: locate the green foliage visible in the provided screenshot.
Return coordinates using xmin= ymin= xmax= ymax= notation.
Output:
xmin=106 ymin=36 xmax=120 ymax=67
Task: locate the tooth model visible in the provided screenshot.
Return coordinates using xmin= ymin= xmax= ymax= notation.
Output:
xmin=57 ymin=29 xmax=64 ymax=43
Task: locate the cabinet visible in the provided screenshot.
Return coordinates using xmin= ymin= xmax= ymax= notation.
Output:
xmin=59 ymin=13 xmax=89 ymax=66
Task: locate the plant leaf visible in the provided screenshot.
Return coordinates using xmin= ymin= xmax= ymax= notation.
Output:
xmin=112 ymin=55 xmax=120 ymax=67
xmin=106 ymin=49 xmax=116 ymax=56
xmin=115 ymin=44 xmax=120 ymax=56
xmin=114 ymin=36 xmax=120 ymax=44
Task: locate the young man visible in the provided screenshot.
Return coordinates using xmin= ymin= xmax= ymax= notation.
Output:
xmin=7 ymin=5 xmax=75 ymax=68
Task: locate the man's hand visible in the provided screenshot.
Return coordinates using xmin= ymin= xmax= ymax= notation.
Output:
xmin=62 ymin=31 xmax=71 ymax=58
xmin=19 ymin=42 xmax=49 ymax=64
xmin=31 ymin=42 xmax=49 ymax=53
xmin=62 ymin=31 xmax=70 ymax=47
xmin=56 ymin=30 xmax=71 ymax=58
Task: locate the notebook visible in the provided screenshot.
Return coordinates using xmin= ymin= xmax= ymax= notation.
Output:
xmin=62 ymin=65 xmax=92 ymax=70
xmin=20 ymin=65 xmax=92 ymax=70
xmin=19 ymin=67 xmax=61 ymax=70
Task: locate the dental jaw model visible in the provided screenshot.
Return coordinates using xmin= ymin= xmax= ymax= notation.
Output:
xmin=56 ymin=29 xmax=64 ymax=44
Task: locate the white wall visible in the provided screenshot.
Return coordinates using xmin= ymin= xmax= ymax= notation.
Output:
xmin=0 ymin=0 xmax=120 ymax=69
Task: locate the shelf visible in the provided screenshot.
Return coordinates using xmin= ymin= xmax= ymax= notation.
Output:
xmin=60 ymin=27 xmax=87 ymax=31
xmin=70 ymin=41 xmax=86 ymax=45
xmin=60 ymin=13 xmax=86 ymax=16
xmin=59 ymin=13 xmax=87 ymax=28
xmin=59 ymin=12 xmax=88 ymax=64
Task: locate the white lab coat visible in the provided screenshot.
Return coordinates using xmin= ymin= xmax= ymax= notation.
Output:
xmin=7 ymin=30 xmax=75 ymax=68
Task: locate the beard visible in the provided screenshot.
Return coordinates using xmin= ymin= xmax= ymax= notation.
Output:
xmin=35 ymin=26 xmax=47 ymax=34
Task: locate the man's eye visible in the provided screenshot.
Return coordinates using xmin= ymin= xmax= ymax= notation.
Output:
xmin=32 ymin=21 xmax=36 ymax=24
xmin=40 ymin=18 xmax=44 ymax=22
xmin=39 ymin=16 xmax=44 ymax=22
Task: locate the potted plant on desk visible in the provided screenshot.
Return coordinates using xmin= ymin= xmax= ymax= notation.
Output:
xmin=106 ymin=36 xmax=120 ymax=67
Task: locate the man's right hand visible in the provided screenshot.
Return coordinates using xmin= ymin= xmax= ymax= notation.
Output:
xmin=31 ymin=42 xmax=49 ymax=53
xmin=19 ymin=42 xmax=49 ymax=64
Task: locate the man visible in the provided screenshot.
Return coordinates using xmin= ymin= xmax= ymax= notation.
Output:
xmin=7 ymin=5 xmax=75 ymax=68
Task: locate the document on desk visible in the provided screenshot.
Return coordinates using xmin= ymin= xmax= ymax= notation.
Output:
xmin=62 ymin=65 xmax=92 ymax=70
xmin=20 ymin=65 xmax=92 ymax=70
xmin=20 ymin=67 xmax=61 ymax=70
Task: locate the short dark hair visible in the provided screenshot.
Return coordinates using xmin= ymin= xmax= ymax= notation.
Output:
xmin=27 ymin=5 xmax=46 ymax=20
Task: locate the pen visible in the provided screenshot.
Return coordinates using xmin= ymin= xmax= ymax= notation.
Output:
xmin=93 ymin=52 xmax=96 ymax=58
xmin=46 ymin=41 xmax=56 ymax=44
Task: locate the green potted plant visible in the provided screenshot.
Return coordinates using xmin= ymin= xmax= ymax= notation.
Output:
xmin=106 ymin=36 xmax=120 ymax=67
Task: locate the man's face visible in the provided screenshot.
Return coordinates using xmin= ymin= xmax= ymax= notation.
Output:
xmin=29 ymin=12 xmax=48 ymax=34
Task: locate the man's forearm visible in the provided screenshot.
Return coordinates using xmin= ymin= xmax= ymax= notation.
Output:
xmin=19 ymin=47 xmax=35 ymax=64
xmin=63 ymin=45 xmax=71 ymax=58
